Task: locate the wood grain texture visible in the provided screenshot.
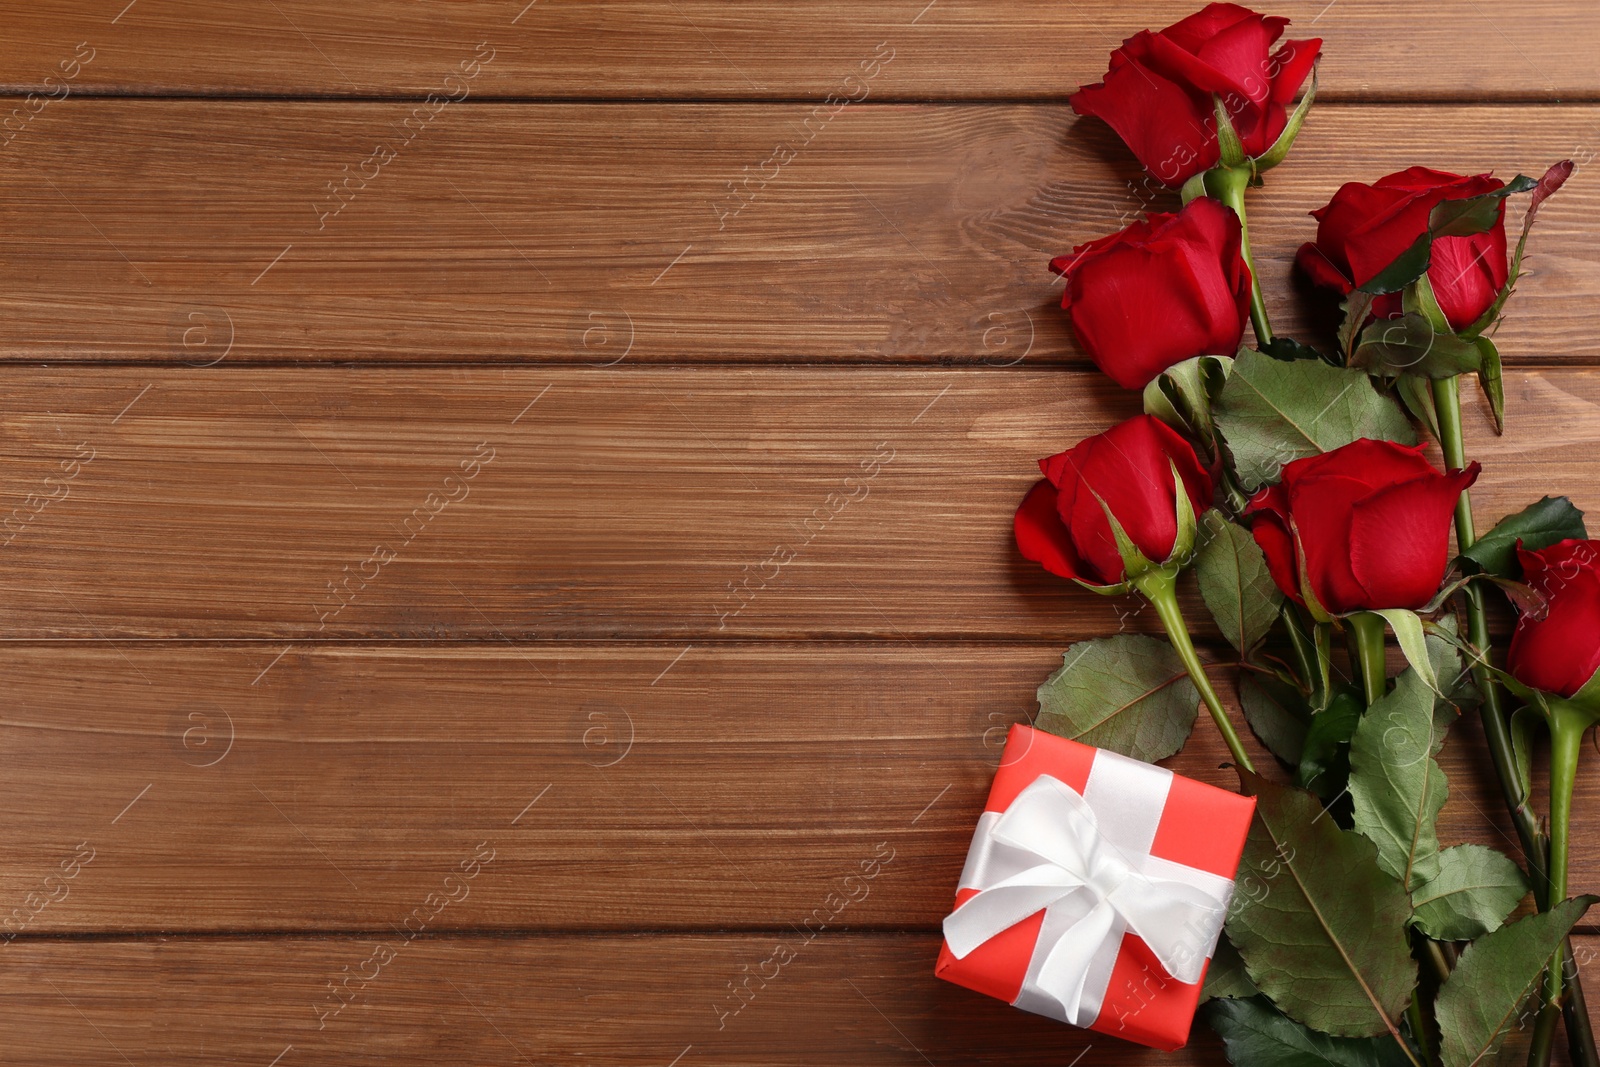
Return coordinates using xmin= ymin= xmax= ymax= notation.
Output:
xmin=9 ymin=3 xmax=1600 ymax=1059
xmin=0 ymin=103 xmax=1595 ymax=363
xmin=13 ymin=932 xmax=1600 ymax=1066
xmin=0 ymin=643 xmax=1583 ymax=932
xmin=1 ymin=933 xmax=1239 ymax=1066
xmin=0 ymin=366 xmax=1590 ymax=640
xmin=0 ymin=0 xmax=1594 ymax=101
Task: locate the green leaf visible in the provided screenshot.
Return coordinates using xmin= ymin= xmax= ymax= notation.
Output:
xmin=1296 ymin=690 xmax=1363 ymax=803
xmin=1402 ymin=273 xmax=1451 ymax=332
xmin=1360 ymin=176 xmax=1535 ymax=297
xmin=1203 ymin=935 xmax=1260 ymax=1002
xmin=1213 ymin=349 xmax=1417 ymax=492
xmin=1227 ymin=773 xmax=1417 ymax=1037
xmin=1411 ymin=844 xmax=1529 ymax=941
xmin=1259 ymin=336 xmax=1333 ymax=364
xmin=1428 ymin=175 xmax=1536 ymax=238
xmin=1144 ymin=354 xmax=1232 ymax=448
xmin=1196 ymin=510 xmax=1283 ymax=654
xmin=1034 ymin=635 xmax=1199 ymax=762
xmin=1359 ymin=231 xmax=1433 ymax=296
xmin=1437 ymin=895 xmax=1596 ymax=1067
xmin=1350 ymin=312 xmax=1483 ymax=379
xmin=1241 ymin=672 xmax=1312 ymax=766
xmin=1476 ymin=335 xmax=1505 ymax=433
xmin=1206 ymin=996 xmax=1411 ymax=1067
xmin=1338 ymin=291 xmax=1377 ymax=363
xmin=1348 ymin=667 xmax=1447 ymax=891
xmin=1426 ymin=615 xmax=1480 ymax=719
xmin=1395 ymin=373 xmax=1440 ymax=441
xmin=1458 ymin=496 xmax=1588 ymax=578
xmin=1370 ymin=609 xmax=1438 ymax=695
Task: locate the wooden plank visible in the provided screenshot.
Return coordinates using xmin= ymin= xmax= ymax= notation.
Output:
xmin=1 ymin=932 xmax=1235 ymax=1066
xmin=0 ymin=366 xmax=1591 ymax=641
xmin=0 ymin=103 xmax=1595 ymax=364
xmin=15 ymin=932 xmax=1600 ymax=1065
xmin=0 ymin=643 xmax=1582 ymax=932
xmin=0 ymin=1 xmax=1594 ymax=102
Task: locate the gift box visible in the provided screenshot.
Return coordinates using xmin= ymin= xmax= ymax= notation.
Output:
xmin=935 ymin=724 xmax=1256 ymax=1051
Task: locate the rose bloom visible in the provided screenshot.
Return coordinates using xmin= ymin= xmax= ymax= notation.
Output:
xmin=1050 ymin=197 xmax=1252 ymax=390
xmin=1508 ymin=539 xmax=1600 ymax=698
xmin=1245 ymin=439 xmax=1479 ymax=614
xmin=1015 ymin=415 xmax=1213 ymax=586
xmin=1071 ymin=3 xmax=1320 ymax=187
xmin=1297 ymin=167 xmax=1509 ymax=330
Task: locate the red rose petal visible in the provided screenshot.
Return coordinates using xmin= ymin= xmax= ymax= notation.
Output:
xmin=1071 ymin=49 xmax=1218 ymax=187
xmin=1015 ymin=479 xmax=1087 ymax=582
xmin=1268 ymin=37 xmax=1321 ymax=104
xmin=1347 ymin=463 xmax=1480 ymax=611
xmin=1510 ymin=551 xmax=1600 ymax=698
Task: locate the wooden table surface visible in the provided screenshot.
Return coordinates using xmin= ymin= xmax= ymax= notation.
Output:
xmin=4 ymin=2 xmax=1600 ymax=1063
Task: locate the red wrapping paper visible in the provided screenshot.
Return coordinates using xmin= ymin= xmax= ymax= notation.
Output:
xmin=935 ymin=724 xmax=1256 ymax=1050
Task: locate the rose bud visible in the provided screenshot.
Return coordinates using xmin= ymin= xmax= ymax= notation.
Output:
xmin=1071 ymin=3 xmax=1320 ymax=187
xmin=1296 ymin=167 xmax=1509 ymax=330
xmin=1015 ymin=414 xmax=1213 ymax=589
xmin=1049 ymin=197 xmax=1252 ymax=390
xmin=1508 ymin=540 xmax=1600 ymax=699
xmin=1244 ymin=439 xmax=1479 ymax=615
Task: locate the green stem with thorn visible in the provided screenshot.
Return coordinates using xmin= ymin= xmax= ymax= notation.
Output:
xmin=1531 ymin=698 xmax=1591 ymax=1066
xmin=1349 ymin=605 xmax=1436 ymax=1066
xmin=1428 ymin=374 xmax=1597 ymax=1067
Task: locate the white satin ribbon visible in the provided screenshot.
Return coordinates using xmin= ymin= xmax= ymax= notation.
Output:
xmin=942 ymin=768 xmax=1235 ymax=1026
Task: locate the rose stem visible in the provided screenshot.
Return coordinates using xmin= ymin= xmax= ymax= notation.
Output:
xmin=1203 ymin=165 xmax=1272 ymax=345
xmin=1346 ymin=611 xmax=1388 ymax=705
xmin=1431 ymin=375 xmax=1597 ymax=1067
xmin=1135 ymin=570 xmax=1255 ymax=773
xmin=1348 ymin=610 xmax=1440 ymax=1065
xmin=1531 ymin=698 xmax=1589 ymax=1067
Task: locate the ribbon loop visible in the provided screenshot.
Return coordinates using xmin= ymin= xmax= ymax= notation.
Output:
xmin=942 ymin=774 xmax=1233 ymax=1025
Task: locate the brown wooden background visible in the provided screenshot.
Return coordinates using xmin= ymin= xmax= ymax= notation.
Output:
xmin=3 ymin=2 xmax=1600 ymax=1063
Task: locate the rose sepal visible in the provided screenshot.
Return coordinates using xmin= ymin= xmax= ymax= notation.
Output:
xmin=1199 ymin=66 xmax=1319 ymax=188
xmin=1250 ymin=66 xmax=1318 ymax=175
xmin=1459 ymin=160 xmax=1574 ymax=341
xmin=1347 ymin=273 xmax=1484 ymax=382
xmin=1358 ymin=608 xmax=1440 ymax=695
xmin=1508 ymin=669 xmax=1600 ymax=731
xmin=1141 ymin=354 xmax=1232 ymax=457
xmin=1077 ymin=461 xmax=1200 ymax=599
xmin=1210 ymin=95 xmax=1248 ymax=171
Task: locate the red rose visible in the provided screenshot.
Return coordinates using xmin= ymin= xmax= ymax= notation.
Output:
xmin=1508 ymin=539 xmax=1600 ymax=698
xmin=1244 ymin=439 xmax=1479 ymax=614
xmin=1049 ymin=197 xmax=1252 ymax=390
xmin=1015 ymin=414 xmax=1213 ymax=587
xmin=1296 ymin=167 xmax=1509 ymax=330
xmin=1071 ymin=4 xmax=1320 ymax=187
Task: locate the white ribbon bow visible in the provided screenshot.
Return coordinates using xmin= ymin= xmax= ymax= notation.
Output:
xmin=942 ymin=774 xmax=1234 ymax=1025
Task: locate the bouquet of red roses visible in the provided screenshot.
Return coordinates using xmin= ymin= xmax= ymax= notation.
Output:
xmin=938 ymin=6 xmax=1598 ymax=1064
